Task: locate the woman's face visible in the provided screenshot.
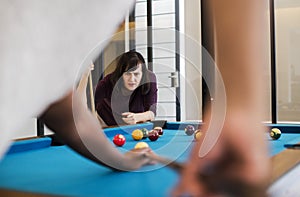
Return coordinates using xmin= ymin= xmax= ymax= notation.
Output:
xmin=122 ymin=64 xmax=143 ymax=91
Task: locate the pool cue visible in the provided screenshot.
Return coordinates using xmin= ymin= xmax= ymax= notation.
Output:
xmin=88 ymin=63 xmax=96 ymax=116
xmin=146 ymin=153 xmax=184 ymax=172
xmin=270 ymin=143 xmax=300 ymax=184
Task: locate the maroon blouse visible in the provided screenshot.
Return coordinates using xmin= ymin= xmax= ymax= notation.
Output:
xmin=95 ymin=71 xmax=157 ymax=126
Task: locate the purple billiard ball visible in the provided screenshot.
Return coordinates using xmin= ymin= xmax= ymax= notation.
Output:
xmin=185 ymin=125 xmax=195 ymax=136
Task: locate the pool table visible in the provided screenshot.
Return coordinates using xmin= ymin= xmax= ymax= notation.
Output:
xmin=0 ymin=122 xmax=300 ymax=197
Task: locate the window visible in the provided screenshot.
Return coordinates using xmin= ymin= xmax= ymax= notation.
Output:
xmin=275 ymin=0 xmax=300 ymax=123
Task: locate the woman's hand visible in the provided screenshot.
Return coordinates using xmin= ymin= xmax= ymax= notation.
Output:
xmin=122 ymin=111 xmax=154 ymax=125
xmin=122 ymin=147 xmax=156 ymax=170
xmin=122 ymin=112 xmax=138 ymax=124
xmin=171 ymin=112 xmax=270 ymax=197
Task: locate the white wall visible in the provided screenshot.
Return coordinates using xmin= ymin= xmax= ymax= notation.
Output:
xmin=183 ymin=0 xmax=202 ymax=121
xmin=10 ymin=118 xmax=36 ymax=140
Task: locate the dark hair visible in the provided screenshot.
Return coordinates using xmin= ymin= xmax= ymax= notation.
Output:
xmin=110 ymin=50 xmax=151 ymax=94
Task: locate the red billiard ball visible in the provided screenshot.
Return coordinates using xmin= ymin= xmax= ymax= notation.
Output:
xmin=113 ymin=134 xmax=126 ymax=146
xmin=185 ymin=125 xmax=195 ymax=136
xmin=154 ymin=127 xmax=163 ymax=136
xmin=148 ymin=130 xmax=159 ymax=141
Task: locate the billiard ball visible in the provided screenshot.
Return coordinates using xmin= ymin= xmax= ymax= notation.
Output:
xmin=148 ymin=130 xmax=159 ymax=141
xmin=141 ymin=128 xmax=149 ymax=139
xmin=154 ymin=127 xmax=163 ymax=136
xmin=194 ymin=129 xmax=203 ymax=141
xmin=132 ymin=129 xmax=143 ymax=141
xmin=185 ymin=125 xmax=195 ymax=136
xmin=113 ymin=134 xmax=126 ymax=146
xmin=134 ymin=142 xmax=149 ymax=149
xmin=270 ymin=128 xmax=281 ymax=140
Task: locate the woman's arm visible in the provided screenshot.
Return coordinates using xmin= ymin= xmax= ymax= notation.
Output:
xmin=172 ymin=0 xmax=270 ymax=196
xmin=144 ymin=72 xmax=158 ymax=115
xmin=41 ymin=91 xmax=154 ymax=171
xmin=122 ymin=111 xmax=154 ymax=125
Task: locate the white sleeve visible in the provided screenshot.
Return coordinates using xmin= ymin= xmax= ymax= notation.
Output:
xmin=0 ymin=0 xmax=135 ymax=159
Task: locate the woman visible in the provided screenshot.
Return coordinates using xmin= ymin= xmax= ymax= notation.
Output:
xmin=95 ymin=51 xmax=157 ymax=126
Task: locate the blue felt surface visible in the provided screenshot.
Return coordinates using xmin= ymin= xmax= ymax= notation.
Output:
xmin=104 ymin=122 xmax=153 ymax=137
xmin=1 ymin=123 xmax=300 ymax=197
xmin=268 ymin=133 xmax=300 ymax=156
xmin=0 ymin=128 xmax=193 ymax=197
xmin=6 ymin=137 xmax=51 ymax=155
xmin=165 ymin=121 xmax=201 ymax=130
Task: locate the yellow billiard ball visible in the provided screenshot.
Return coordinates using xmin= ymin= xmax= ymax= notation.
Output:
xmin=134 ymin=142 xmax=149 ymax=149
xmin=270 ymin=128 xmax=281 ymax=140
xmin=132 ymin=129 xmax=143 ymax=141
xmin=194 ymin=129 xmax=203 ymax=141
